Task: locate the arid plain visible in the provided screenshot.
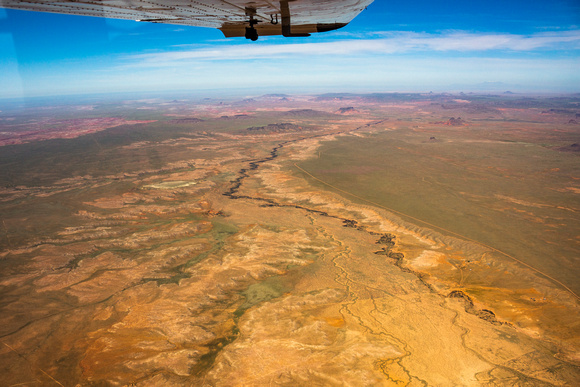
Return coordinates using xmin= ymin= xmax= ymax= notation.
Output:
xmin=0 ymin=93 xmax=579 ymax=385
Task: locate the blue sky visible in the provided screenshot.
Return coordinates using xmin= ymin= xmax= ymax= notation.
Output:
xmin=0 ymin=0 xmax=579 ymax=98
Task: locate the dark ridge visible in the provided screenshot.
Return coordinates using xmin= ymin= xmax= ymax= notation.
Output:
xmin=218 ymin=114 xmax=250 ymax=120
xmin=541 ymin=108 xmax=577 ymax=115
xmin=314 ymin=93 xmax=358 ymax=101
xmin=342 ymin=219 xmax=358 ymax=228
xmin=376 ymin=233 xmax=396 ymax=247
xmin=337 ymin=107 xmax=359 ymax=114
xmin=246 ymin=123 xmax=304 ymax=132
xmin=166 ymin=118 xmax=204 ymax=124
xmin=261 ymin=94 xmax=290 ymax=98
xmin=448 ymin=290 xmax=504 ymax=325
xmin=362 ymin=93 xmax=432 ymax=102
xmin=282 ymin=109 xmax=333 ymax=117
xmin=373 ymin=233 xmax=404 ymax=261
xmin=555 ymin=143 xmax=580 ymax=152
xmin=440 ymin=103 xmax=499 ymax=113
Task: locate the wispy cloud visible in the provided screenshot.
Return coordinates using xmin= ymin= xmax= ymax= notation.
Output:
xmin=123 ymin=30 xmax=580 ymax=67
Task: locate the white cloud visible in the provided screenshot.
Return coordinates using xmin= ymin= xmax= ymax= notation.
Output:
xmin=122 ymin=30 xmax=580 ymax=67
xmin=5 ymin=30 xmax=578 ymax=97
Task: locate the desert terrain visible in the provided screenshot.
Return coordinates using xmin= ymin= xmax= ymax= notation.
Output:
xmin=0 ymin=92 xmax=579 ymax=385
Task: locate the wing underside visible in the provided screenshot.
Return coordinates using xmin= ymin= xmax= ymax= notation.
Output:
xmin=0 ymin=0 xmax=374 ymax=38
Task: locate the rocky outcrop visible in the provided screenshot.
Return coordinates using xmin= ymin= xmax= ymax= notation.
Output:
xmin=337 ymin=107 xmax=359 ymax=114
xmin=431 ymin=117 xmax=466 ymax=126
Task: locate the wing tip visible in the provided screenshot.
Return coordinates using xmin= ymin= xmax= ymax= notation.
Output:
xmin=316 ymin=23 xmax=348 ymax=33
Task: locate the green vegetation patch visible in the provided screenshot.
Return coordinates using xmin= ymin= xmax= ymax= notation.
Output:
xmin=237 ymin=276 xmax=289 ymax=315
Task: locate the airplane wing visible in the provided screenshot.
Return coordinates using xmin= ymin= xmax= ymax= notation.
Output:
xmin=0 ymin=0 xmax=374 ymax=41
